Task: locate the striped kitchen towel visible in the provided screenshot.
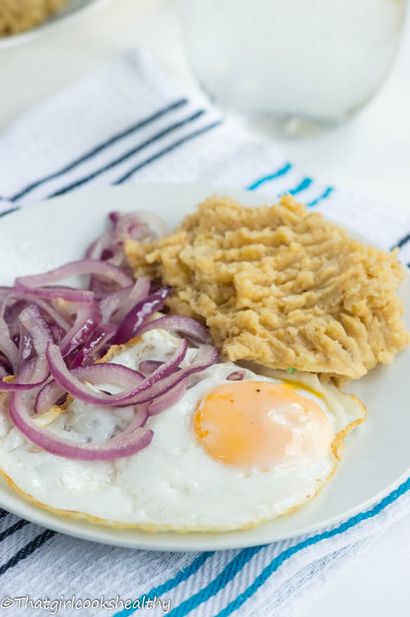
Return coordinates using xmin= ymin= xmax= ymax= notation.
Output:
xmin=0 ymin=50 xmax=409 ymax=617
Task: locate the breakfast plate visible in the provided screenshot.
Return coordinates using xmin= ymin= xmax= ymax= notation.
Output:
xmin=0 ymin=0 xmax=111 ymax=50
xmin=0 ymin=183 xmax=408 ymax=551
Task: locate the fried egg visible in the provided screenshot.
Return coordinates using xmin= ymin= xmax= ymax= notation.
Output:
xmin=0 ymin=329 xmax=365 ymax=532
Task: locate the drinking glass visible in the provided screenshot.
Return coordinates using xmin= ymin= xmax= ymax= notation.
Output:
xmin=179 ymin=0 xmax=407 ymax=132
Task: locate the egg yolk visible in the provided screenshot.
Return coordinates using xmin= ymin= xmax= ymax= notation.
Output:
xmin=193 ymin=381 xmax=333 ymax=469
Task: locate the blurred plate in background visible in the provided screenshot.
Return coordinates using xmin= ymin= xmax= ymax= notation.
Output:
xmin=0 ymin=0 xmax=111 ymax=50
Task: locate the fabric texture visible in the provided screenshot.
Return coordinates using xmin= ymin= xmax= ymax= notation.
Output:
xmin=0 ymin=50 xmax=409 ymax=617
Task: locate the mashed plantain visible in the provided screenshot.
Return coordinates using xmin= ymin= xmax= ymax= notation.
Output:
xmin=126 ymin=196 xmax=409 ymax=380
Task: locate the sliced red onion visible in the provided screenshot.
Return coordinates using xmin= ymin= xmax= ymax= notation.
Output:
xmin=148 ymin=379 xmax=188 ymax=416
xmin=67 ymin=324 xmax=116 ymax=368
xmin=132 ymin=344 xmax=218 ymax=405
xmin=100 ymin=277 xmax=150 ymax=324
xmin=99 ymin=287 xmax=131 ymax=323
xmin=19 ymin=325 xmax=34 ymax=363
xmin=9 ymin=388 xmax=153 ymax=461
xmin=13 ymin=283 xmax=95 ymax=304
xmin=122 ymin=405 xmax=149 ymax=433
xmin=109 ymin=210 xmax=167 ymax=242
xmin=0 ymin=355 xmax=48 ymax=392
xmin=46 ymin=339 xmax=188 ymax=407
xmin=113 ymin=287 xmax=170 ymax=345
xmin=72 ymin=362 xmax=145 ymax=387
xmin=3 ymin=302 xmax=28 ymax=342
xmin=227 ymin=370 xmax=246 ymax=381
xmin=138 ymin=360 xmax=162 ymax=376
xmin=18 ymin=304 xmax=53 ymax=355
xmin=34 ymin=380 xmax=66 ymax=414
xmin=1 ymin=293 xmax=70 ymax=333
xmin=59 ymin=300 xmax=101 ymax=356
xmin=22 ymin=297 xmax=70 ymax=332
xmin=85 ymin=231 xmax=115 ymax=260
xmin=0 ymin=210 xmax=222 ymax=460
xmin=35 ymin=362 xmax=145 ymax=414
xmin=16 ymin=259 xmax=133 ymax=290
xmin=0 ymin=293 xmax=10 ymax=323
xmin=0 ymin=330 xmax=19 ymax=373
xmin=138 ymin=315 xmax=210 ymax=343
xmin=0 ymin=305 xmax=53 ymax=391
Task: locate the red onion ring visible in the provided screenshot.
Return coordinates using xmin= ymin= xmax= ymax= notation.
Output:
xmin=0 ymin=211 xmax=220 ymax=460
xmin=147 ymin=379 xmax=188 ymax=416
xmin=46 ymin=339 xmax=188 ymax=407
xmin=13 ymin=284 xmax=95 ymax=304
xmin=1 ymin=293 xmax=70 ymax=333
xmin=100 ymin=277 xmax=150 ymax=324
xmin=227 ymin=370 xmax=246 ymax=381
xmin=109 ymin=210 xmax=167 ymax=242
xmin=113 ymin=287 xmax=170 ymax=344
xmin=35 ymin=361 xmax=145 ymax=414
xmin=138 ymin=360 xmax=162 ymax=376
xmin=138 ymin=315 xmax=210 ymax=343
xmin=16 ymin=259 xmax=133 ymax=289
xmin=67 ymin=324 xmax=117 ymax=368
xmin=0 ymin=330 xmax=19 ymax=373
xmin=59 ymin=300 xmax=101 ymax=356
xmin=132 ymin=344 xmax=218 ymax=405
xmin=9 ymin=387 xmax=153 ymax=461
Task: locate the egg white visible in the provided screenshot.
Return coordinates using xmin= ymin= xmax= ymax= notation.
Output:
xmin=0 ymin=329 xmax=365 ymax=532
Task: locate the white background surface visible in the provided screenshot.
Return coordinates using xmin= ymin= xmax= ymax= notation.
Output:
xmin=0 ymin=0 xmax=409 ymax=615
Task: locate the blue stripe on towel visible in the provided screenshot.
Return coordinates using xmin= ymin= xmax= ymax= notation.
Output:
xmin=114 ymin=553 xmax=214 ymax=617
xmin=307 ymin=186 xmax=334 ymax=207
xmin=214 ymin=476 xmax=410 ymax=617
xmin=167 ymin=546 xmax=264 ymax=617
xmin=247 ymin=163 xmax=292 ymax=190
xmin=117 ymin=477 xmax=409 ymax=617
xmin=281 ymin=176 xmax=313 ymax=196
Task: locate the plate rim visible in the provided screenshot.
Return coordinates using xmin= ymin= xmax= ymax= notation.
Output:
xmin=0 ymin=466 xmax=408 ymax=552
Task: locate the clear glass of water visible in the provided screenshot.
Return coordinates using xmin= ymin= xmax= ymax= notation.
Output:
xmin=179 ymin=0 xmax=407 ymax=132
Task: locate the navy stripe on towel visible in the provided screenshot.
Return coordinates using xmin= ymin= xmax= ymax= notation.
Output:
xmin=0 ymin=529 xmax=55 ymax=577
xmin=48 ymin=110 xmax=206 ymax=198
xmin=0 ymin=519 xmax=29 ymax=543
xmin=393 ymin=231 xmax=410 ymax=250
xmin=114 ymin=120 xmax=222 ymax=185
xmin=0 ymin=207 xmax=19 ymax=218
xmin=3 ymin=98 xmax=188 ymax=203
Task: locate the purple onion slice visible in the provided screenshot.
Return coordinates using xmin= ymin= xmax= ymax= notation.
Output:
xmin=9 ymin=387 xmax=153 ymax=461
xmin=138 ymin=315 xmax=210 ymax=343
xmin=16 ymin=259 xmax=133 ymax=289
xmin=46 ymin=339 xmax=188 ymax=407
xmin=113 ymin=287 xmax=170 ymax=345
xmin=227 ymin=370 xmax=246 ymax=381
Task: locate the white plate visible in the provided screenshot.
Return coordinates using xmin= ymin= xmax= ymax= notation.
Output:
xmin=0 ymin=0 xmax=111 ymax=50
xmin=0 ymin=183 xmax=408 ymax=552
